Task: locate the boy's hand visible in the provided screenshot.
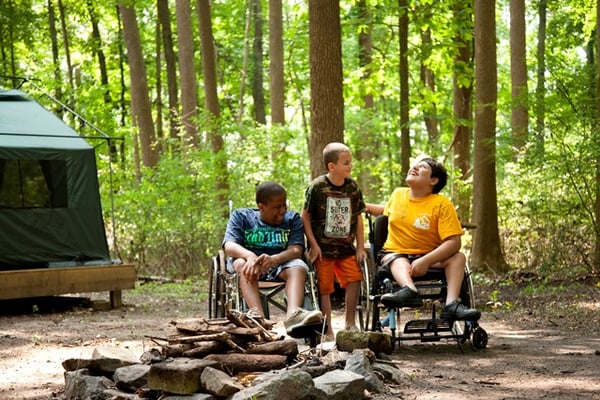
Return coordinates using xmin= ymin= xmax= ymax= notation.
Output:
xmin=356 ymin=248 xmax=367 ymax=264
xmin=307 ymin=246 xmax=322 ymax=263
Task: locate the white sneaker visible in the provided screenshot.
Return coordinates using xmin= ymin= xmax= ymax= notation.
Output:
xmin=284 ymin=308 xmax=323 ymax=334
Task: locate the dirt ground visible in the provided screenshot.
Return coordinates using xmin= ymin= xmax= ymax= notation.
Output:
xmin=0 ymin=278 xmax=598 ymax=400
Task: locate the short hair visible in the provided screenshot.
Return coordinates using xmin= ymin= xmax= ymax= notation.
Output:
xmin=323 ymin=142 xmax=350 ymax=169
xmin=255 ymin=182 xmax=286 ymax=205
xmin=421 ymin=158 xmax=448 ymax=194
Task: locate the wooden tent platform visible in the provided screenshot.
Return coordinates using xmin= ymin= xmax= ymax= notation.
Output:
xmin=0 ymin=264 xmax=136 ymax=308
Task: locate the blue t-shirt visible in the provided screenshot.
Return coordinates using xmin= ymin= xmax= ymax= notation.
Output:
xmin=222 ymin=208 xmax=305 ymax=255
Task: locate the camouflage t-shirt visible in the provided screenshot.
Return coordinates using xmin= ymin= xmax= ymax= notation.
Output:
xmin=303 ymin=175 xmax=366 ymax=258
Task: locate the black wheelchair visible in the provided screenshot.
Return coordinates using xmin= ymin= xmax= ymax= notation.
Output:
xmin=364 ymin=213 xmax=488 ymax=352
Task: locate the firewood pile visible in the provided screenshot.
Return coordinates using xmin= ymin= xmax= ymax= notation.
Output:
xmin=147 ymin=309 xmax=302 ymax=374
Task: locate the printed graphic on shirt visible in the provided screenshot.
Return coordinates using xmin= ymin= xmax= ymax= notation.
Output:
xmin=325 ymin=197 xmax=351 ymax=238
xmin=244 ymin=226 xmax=290 ymax=250
xmin=413 ymin=214 xmax=431 ymax=230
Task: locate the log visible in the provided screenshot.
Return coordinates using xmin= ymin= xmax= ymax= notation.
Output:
xmin=182 ymin=341 xmax=228 ymax=357
xmin=204 ymin=353 xmax=288 ymax=374
xmin=245 ymin=339 xmax=299 ymax=357
xmin=163 ymin=343 xmax=193 ymax=357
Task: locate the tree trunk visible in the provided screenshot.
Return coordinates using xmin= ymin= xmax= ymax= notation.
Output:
xmin=510 ymin=0 xmax=528 ymax=153
xmin=47 ymin=0 xmax=63 ymax=110
xmin=176 ymin=0 xmax=199 ymax=148
xmin=355 ymin=0 xmax=376 ymax=199
xmin=252 ymin=0 xmax=266 ymax=124
xmin=308 ymin=0 xmax=344 ymax=179
xmin=419 ymin=16 xmax=439 ymax=155
xmin=118 ymin=2 xmax=158 ymax=168
xmin=471 ymin=0 xmax=507 ymax=273
xmin=157 ymin=0 xmax=180 ymax=142
xmin=87 ymin=0 xmax=111 ymax=104
xmin=399 ymin=0 xmax=410 ymax=178
xmin=595 ymin=0 xmax=600 ymax=273
xmin=535 ymin=0 xmax=546 ymax=156
xmin=451 ymin=2 xmax=473 ymax=224
xmin=196 ymin=0 xmax=229 ymax=214
xmin=269 ymin=0 xmax=285 ymax=125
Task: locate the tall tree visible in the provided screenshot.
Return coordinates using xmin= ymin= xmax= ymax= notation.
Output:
xmin=535 ymin=0 xmax=546 ymax=155
xmin=419 ymin=8 xmax=439 ymax=155
xmin=87 ymin=1 xmax=111 ymax=104
xmin=196 ymin=0 xmax=229 ymax=210
xmin=118 ymin=2 xmax=158 ymax=168
xmin=595 ymin=0 xmax=600 ymax=272
xmin=399 ymin=0 xmax=410 ymax=178
xmin=308 ymin=0 xmax=344 ymax=178
xmin=157 ymin=0 xmax=180 ymax=142
xmin=355 ymin=0 xmax=376 ymax=199
xmin=269 ymin=0 xmax=285 ymax=125
xmin=471 ymin=0 xmax=507 ymax=273
xmin=451 ymin=2 xmax=473 ymax=223
xmin=510 ymin=0 xmax=528 ymax=153
xmin=176 ymin=0 xmax=199 ymax=148
xmin=252 ymin=0 xmax=266 ymax=124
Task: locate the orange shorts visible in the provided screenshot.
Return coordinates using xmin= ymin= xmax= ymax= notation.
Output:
xmin=315 ymin=255 xmax=363 ymax=295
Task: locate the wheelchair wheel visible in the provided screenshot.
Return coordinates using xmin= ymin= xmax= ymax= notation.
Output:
xmin=357 ymin=258 xmax=372 ymax=331
xmin=472 ymin=326 xmax=488 ymax=350
xmin=209 ymin=251 xmax=227 ymax=318
xmin=461 ymin=264 xmax=476 ymax=309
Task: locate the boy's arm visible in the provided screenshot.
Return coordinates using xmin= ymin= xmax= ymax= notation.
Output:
xmin=365 ymin=203 xmax=384 ymax=216
xmin=355 ymin=213 xmax=366 ymax=262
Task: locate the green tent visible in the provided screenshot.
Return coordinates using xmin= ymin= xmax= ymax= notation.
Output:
xmin=0 ymin=89 xmax=111 ymax=269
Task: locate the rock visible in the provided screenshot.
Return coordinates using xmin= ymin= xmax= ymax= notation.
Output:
xmin=231 ymin=370 xmax=324 ymax=400
xmin=336 ymin=330 xmax=393 ymax=355
xmin=200 ymin=366 xmax=244 ymax=397
xmin=113 ymin=363 xmax=150 ymax=392
xmin=64 ymin=369 xmax=114 ymax=400
xmin=92 ymin=346 xmax=141 ymax=374
xmin=147 ymin=357 xmax=218 ymax=395
xmin=344 ymin=349 xmax=388 ymax=394
xmin=313 ymin=369 xmax=366 ymax=400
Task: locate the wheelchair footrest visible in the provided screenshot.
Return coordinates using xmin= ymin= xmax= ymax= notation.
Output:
xmin=288 ymin=321 xmax=325 ymax=339
xmin=403 ymin=318 xmax=453 ymax=334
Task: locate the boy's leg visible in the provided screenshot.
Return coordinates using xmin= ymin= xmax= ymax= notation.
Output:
xmin=278 ymin=266 xmax=307 ymax=316
xmin=320 ymin=293 xmax=334 ymax=338
xmin=335 ymin=256 xmax=364 ymax=331
xmin=441 ymin=252 xmax=466 ymax=304
xmin=343 ymin=281 xmax=361 ymax=330
xmin=234 ymin=259 xmax=266 ymax=317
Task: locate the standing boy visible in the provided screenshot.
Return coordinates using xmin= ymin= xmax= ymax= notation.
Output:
xmin=302 ymin=142 xmax=366 ymax=339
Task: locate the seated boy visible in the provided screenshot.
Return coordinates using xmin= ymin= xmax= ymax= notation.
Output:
xmin=366 ymin=157 xmax=480 ymax=320
xmin=222 ymin=181 xmax=323 ymax=333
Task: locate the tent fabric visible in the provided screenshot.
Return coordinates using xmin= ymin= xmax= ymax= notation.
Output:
xmin=0 ymin=89 xmax=111 ymax=269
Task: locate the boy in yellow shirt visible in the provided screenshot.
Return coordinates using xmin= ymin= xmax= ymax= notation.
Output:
xmin=366 ymin=157 xmax=480 ymax=320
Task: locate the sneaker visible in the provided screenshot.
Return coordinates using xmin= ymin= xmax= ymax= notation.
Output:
xmin=284 ymin=308 xmax=323 ymax=334
xmin=441 ymin=300 xmax=481 ymax=321
xmin=381 ymin=286 xmax=423 ymax=308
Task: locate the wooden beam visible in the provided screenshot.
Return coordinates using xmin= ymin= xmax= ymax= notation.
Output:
xmin=0 ymin=264 xmax=136 ymax=308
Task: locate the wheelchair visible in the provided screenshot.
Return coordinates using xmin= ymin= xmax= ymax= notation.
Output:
xmin=208 ymin=249 xmax=324 ymax=345
xmin=365 ymin=213 xmax=488 ymax=352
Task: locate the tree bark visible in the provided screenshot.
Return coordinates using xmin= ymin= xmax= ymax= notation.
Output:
xmin=269 ymin=0 xmax=285 ymax=125
xmin=308 ymin=0 xmax=344 ymax=179
xmin=451 ymin=2 xmax=473 ymax=223
xmin=176 ymin=0 xmax=199 ymax=148
xmin=535 ymin=0 xmax=546 ymax=155
xmin=196 ymin=0 xmax=230 ymax=214
xmin=472 ymin=0 xmax=507 ymax=273
xmin=510 ymin=0 xmax=528 ymax=153
xmin=399 ymin=0 xmax=410 ymax=178
xmin=157 ymin=0 xmax=180 ymax=142
xmin=118 ymin=2 xmax=158 ymax=168
xmin=252 ymin=0 xmax=266 ymax=124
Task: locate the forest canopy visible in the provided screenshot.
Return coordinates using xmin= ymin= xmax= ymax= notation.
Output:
xmin=0 ymin=0 xmax=598 ymax=280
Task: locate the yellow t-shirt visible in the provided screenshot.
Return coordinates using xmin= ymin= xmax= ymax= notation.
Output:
xmin=383 ymin=187 xmax=463 ymax=254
